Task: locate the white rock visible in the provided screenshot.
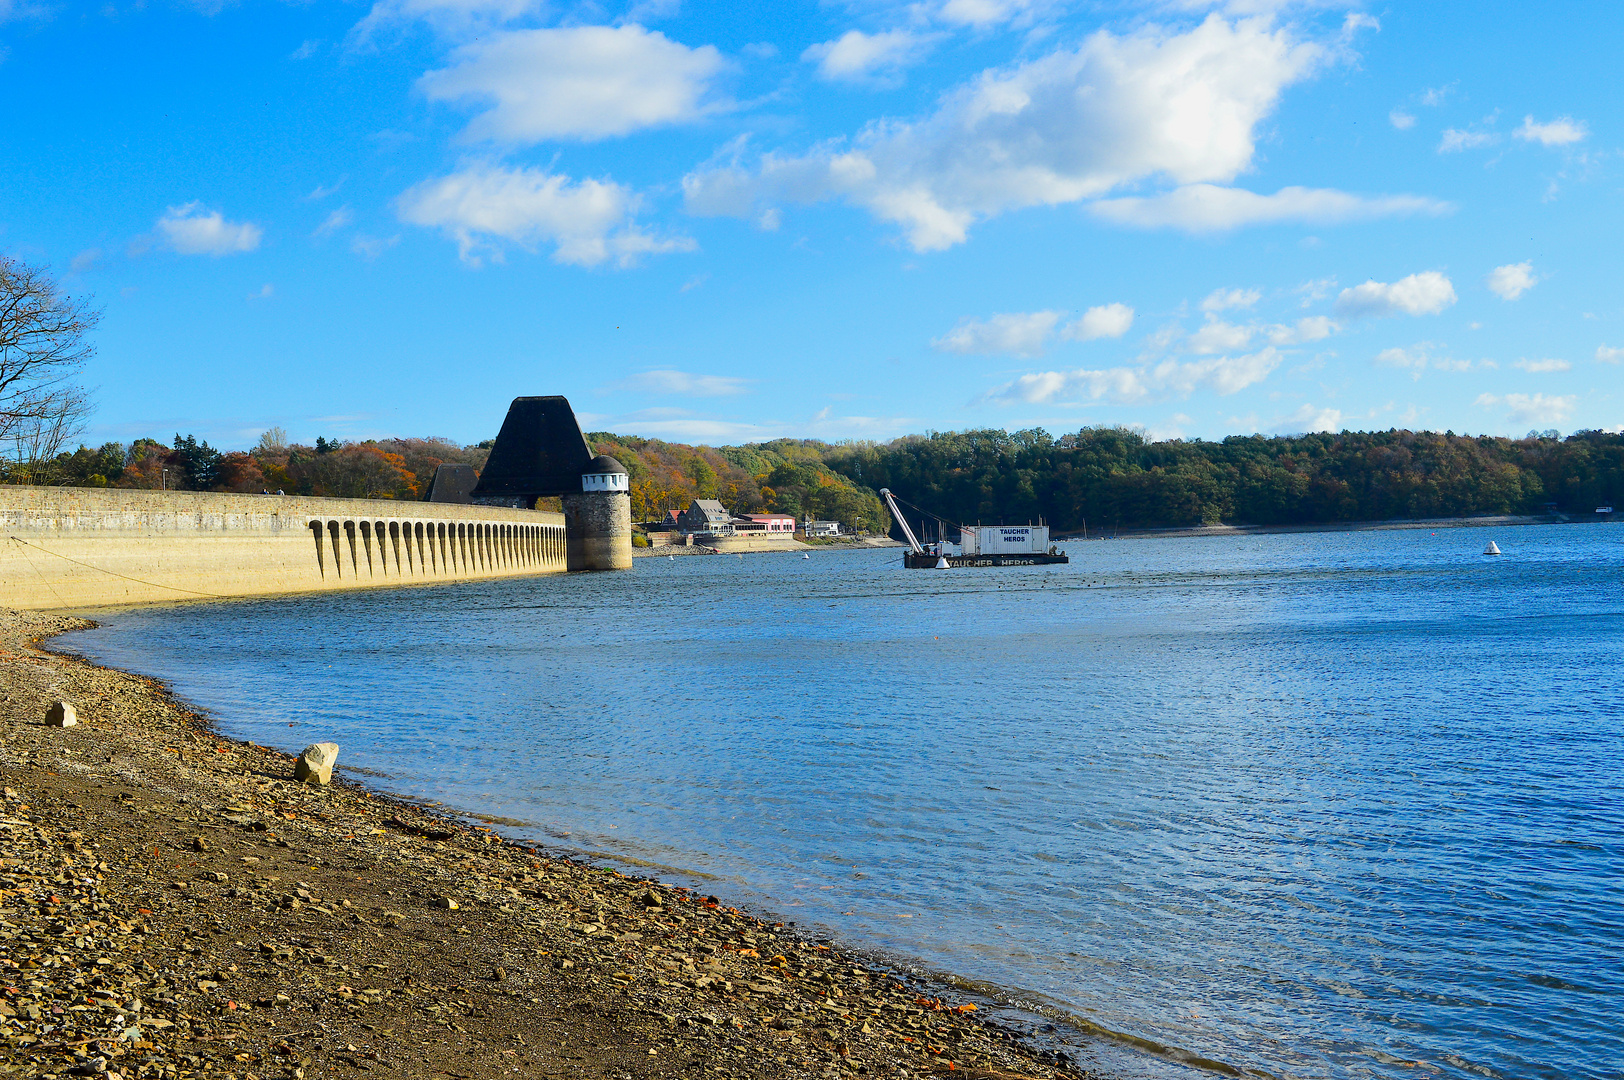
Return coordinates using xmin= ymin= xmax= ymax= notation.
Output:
xmin=45 ymin=701 xmax=77 ymax=727
xmin=294 ymin=742 xmax=339 ymax=785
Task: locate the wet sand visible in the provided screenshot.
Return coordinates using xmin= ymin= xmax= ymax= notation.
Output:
xmin=0 ymin=608 xmax=1089 ymax=1080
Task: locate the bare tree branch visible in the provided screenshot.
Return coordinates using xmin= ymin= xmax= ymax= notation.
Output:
xmin=0 ymin=256 xmax=98 ymax=476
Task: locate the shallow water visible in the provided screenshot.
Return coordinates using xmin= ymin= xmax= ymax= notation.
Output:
xmin=62 ymin=525 xmax=1624 ymax=1080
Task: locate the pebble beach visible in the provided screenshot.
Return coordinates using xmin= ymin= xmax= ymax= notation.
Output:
xmin=0 ymin=608 xmax=1085 ymax=1080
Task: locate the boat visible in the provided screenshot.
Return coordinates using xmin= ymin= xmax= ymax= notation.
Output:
xmin=1484 ymin=541 xmax=1502 ymax=555
xmin=880 ymin=488 xmax=1069 ymax=569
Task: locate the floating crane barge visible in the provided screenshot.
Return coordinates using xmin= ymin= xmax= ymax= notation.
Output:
xmin=880 ymin=488 xmax=1069 ymax=569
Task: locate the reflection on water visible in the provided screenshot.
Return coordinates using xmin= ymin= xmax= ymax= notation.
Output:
xmin=63 ymin=526 xmax=1624 ymax=1080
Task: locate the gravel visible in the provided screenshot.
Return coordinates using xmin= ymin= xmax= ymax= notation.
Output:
xmin=0 ymin=608 xmax=1094 ymax=1080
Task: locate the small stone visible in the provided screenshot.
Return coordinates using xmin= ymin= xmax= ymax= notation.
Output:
xmin=191 ymin=836 xmax=209 ymax=853
xmin=45 ymin=701 xmax=78 ymax=727
xmin=493 ymin=966 xmax=507 ymax=981
xmin=435 ymin=897 xmax=459 ymax=910
xmin=294 ymin=742 xmax=339 ymax=785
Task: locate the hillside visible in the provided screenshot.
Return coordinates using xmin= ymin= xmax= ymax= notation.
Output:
xmin=821 ymin=427 xmax=1624 ymax=532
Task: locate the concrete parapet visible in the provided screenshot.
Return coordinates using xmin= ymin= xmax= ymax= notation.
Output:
xmin=563 ymin=490 xmax=632 ymax=571
xmin=1 ymin=486 xmax=568 ymax=611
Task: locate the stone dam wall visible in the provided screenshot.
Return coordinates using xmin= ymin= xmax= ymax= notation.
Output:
xmin=1 ymin=486 xmax=569 ymax=611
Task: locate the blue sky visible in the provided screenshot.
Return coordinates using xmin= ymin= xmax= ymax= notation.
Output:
xmin=2 ymin=0 xmax=1618 ymax=449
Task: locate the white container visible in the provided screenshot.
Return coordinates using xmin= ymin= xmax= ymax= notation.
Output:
xmin=961 ymin=525 xmax=1048 ymax=554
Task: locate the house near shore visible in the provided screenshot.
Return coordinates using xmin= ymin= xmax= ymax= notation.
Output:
xmin=678 ymin=499 xmax=734 ymax=535
xmin=805 ymin=519 xmax=842 ymax=537
xmin=733 ymin=513 xmax=796 ymax=535
xmin=672 ymin=501 xmax=797 ymax=538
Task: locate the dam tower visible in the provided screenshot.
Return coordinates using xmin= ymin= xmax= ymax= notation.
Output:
xmin=564 ymin=455 xmax=632 ymax=572
xmin=467 ymin=396 xmax=633 ymax=572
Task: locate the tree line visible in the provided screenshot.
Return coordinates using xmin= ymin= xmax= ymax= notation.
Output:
xmin=30 ymin=430 xmax=490 ymax=500
xmin=587 ymin=433 xmax=889 ymax=532
xmin=821 ymin=426 xmax=1624 ymax=532
xmin=20 ymin=421 xmax=1624 ymax=533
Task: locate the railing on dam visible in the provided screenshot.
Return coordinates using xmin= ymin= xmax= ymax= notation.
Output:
xmin=311 ymin=517 xmax=565 ymax=580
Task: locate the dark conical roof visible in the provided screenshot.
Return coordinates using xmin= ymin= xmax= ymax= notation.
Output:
xmin=586 ymin=454 xmax=627 ymax=474
xmin=470 ymin=396 xmax=594 ymax=500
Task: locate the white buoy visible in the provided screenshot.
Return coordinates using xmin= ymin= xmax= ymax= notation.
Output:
xmin=803 ymin=553 xmax=810 ymax=559
xmin=934 ymin=555 xmax=951 ymax=569
xmin=1484 ymin=541 xmax=1502 ymax=555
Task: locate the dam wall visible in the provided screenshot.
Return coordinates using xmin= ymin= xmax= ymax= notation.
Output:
xmin=1 ymin=486 xmax=568 ymax=611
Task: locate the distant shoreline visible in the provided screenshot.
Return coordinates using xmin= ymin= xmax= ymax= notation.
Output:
xmin=632 ymin=536 xmax=904 ymax=557
xmin=1065 ymin=514 xmax=1601 ymax=541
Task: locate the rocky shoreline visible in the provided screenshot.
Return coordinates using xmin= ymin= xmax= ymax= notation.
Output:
xmin=0 ymin=609 xmax=1091 ymax=1080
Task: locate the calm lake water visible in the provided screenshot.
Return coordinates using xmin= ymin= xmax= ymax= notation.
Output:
xmin=61 ymin=525 xmax=1624 ymax=1080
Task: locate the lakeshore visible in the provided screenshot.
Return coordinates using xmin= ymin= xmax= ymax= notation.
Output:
xmin=0 ymin=608 xmax=1082 ymax=1080
xmin=1064 ymin=512 xmax=1582 ymax=541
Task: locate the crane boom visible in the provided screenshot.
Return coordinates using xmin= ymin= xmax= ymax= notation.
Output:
xmin=878 ymin=488 xmax=924 ymax=554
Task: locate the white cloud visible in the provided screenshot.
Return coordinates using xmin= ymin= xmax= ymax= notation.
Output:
xmin=155 ymin=203 xmax=262 ymax=256
xmin=1374 ymin=345 xmax=1420 ymax=370
xmin=1334 ymin=271 xmax=1456 ymax=318
xmin=1375 ymin=343 xmax=1481 ymax=379
xmin=313 ymin=206 xmax=353 ymax=237
xmin=0 ymin=0 xmax=48 ymax=22
xmin=1514 ymin=115 xmax=1588 ymax=147
xmin=1189 ymin=317 xmax=1253 ymax=354
xmin=686 ymin=14 xmax=1331 ymax=251
xmin=1512 ymin=358 xmax=1570 ymax=373
xmin=352 ymin=0 xmax=543 ymax=41
xmin=1201 ymin=287 xmax=1260 ymax=313
xmin=419 ymin=24 xmax=728 ymax=142
xmin=621 ymin=370 xmax=750 ymax=397
xmin=803 ymin=29 xmax=934 ymax=83
xmin=1388 ymin=109 xmax=1415 ymax=130
xmin=1266 ymin=315 xmax=1336 ymax=344
xmin=69 ymin=248 xmax=101 ymax=273
xmin=933 ymin=311 xmax=1062 ymax=357
xmin=598 ymin=406 xmax=913 ymax=443
xmin=985 ymin=347 xmax=1280 ymax=406
xmin=934 ymin=0 xmax=1042 ymax=28
xmin=1144 ymin=412 xmax=1193 ymax=442
xmin=1597 ymin=345 xmax=1624 ymax=365
xmin=1275 ymin=403 xmax=1342 ymax=433
xmin=935 ymin=302 xmax=1133 ymax=355
xmin=1089 ymin=184 xmax=1449 ymax=232
xmin=1475 ymin=392 xmax=1575 ymax=426
xmin=248 ymin=283 xmax=274 ymax=300
xmin=1486 ymin=261 xmax=1536 ymax=301
xmin=350 ymin=234 xmax=401 ymax=260
xmin=1296 ymin=276 xmax=1336 ymax=306
xmin=396 ymin=162 xmax=694 ymax=267
xmin=1064 ymin=303 xmax=1134 ymax=341
xmin=1438 ymin=128 xmax=1497 ymax=152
